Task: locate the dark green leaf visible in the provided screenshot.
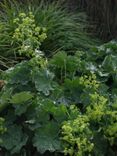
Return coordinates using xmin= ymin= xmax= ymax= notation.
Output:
xmin=32 ymin=68 xmax=54 ymax=96
xmin=0 ymin=125 xmax=28 ymax=154
xmin=33 ymin=122 xmax=61 ymax=153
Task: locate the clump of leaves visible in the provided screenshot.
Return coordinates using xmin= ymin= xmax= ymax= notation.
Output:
xmin=87 ymin=40 xmax=117 ymax=94
xmin=49 ymin=51 xmax=85 ymax=80
xmin=0 ymin=55 xmax=65 ymax=155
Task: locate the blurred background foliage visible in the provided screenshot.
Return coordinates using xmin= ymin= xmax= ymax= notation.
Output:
xmin=64 ymin=0 xmax=117 ymax=41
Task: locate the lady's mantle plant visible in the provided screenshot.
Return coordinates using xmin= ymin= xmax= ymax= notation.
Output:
xmin=13 ymin=12 xmax=47 ymax=57
xmin=0 ymin=11 xmax=117 ymax=156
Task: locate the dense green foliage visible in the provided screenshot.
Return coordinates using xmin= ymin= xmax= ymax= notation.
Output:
xmin=0 ymin=2 xmax=117 ymax=156
xmin=1 ymin=40 xmax=117 ymax=155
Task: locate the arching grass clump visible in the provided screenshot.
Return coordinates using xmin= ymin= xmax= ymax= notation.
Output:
xmin=0 ymin=0 xmax=98 ymax=59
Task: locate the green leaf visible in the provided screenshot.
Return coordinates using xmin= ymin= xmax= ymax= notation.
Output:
xmin=10 ymin=91 xmax=34 ymax=115
xmin=44 ymin=103 xmax=68 ymax=123
xmin=50 ymin=51 xmax=67 ymax=68
xmin=93 ymin=133 xmax=108 ymax=156
xmin=102 ymin=54 xmax=117 ymax=73
xmin=14 ymin=101 xmax=32 ymax=116
xmin=32 ymin=68 xmax=54 ymax=96
xmin=5 ymin=61 xmax=31 ymax=85
xmin=33 ymin=122 xmax=61 ymax=153
xmin=0 ymin=125 xmax=28 ymax=154
xmin=64 ymin=78 xmax=83 ymax=102
xmin=36 ymin=99 xmax=67 ymax=123
xmin=0 ymin=88 xmax=12 ymax=112
xmin=10 ymin=91 xmax=33 ymax=104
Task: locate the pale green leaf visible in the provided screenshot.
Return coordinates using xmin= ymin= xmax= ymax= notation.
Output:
xmin=10 ymin=91 xmax=33 ymax=104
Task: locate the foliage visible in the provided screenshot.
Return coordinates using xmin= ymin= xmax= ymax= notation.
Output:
xmin=61 ymin=92 xmax=117 ymax=156
xmin=84 ymin=0 xmax=117 ymax=41
xmin=86 ymin=92 xmax=117 ymax=146
xmin=0 ymin=125 xmax=28 ymax=154
xmin=88 ymin=40 xmax=117 ymax=92
xmin=1 ymin=42 xmax=117 ymax=155
xmin=68 ymin=0 xmax=117 ymax=41
xmin=0 ymin=57 xmax=64 ymax=155
xmin=0 ymin=3 xmax=117 ymax=155
xmin=62 ymin=106 xmax=94 ymax=156
xmin=0 ymin=0 xmax=98 ymax=60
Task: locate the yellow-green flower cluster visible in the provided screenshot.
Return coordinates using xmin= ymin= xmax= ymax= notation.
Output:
xmin=86 ymin=92 xmax=107 ymax=122
xmin=79 ymin=74 xmax=100 ymax=91
xmin=62 ymin=106 xmax=94 ymax=156
xmin=86 ymin=92 xmax=117 ymax=145
xmin=13 ymin=12 xmax=47 ymax=57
